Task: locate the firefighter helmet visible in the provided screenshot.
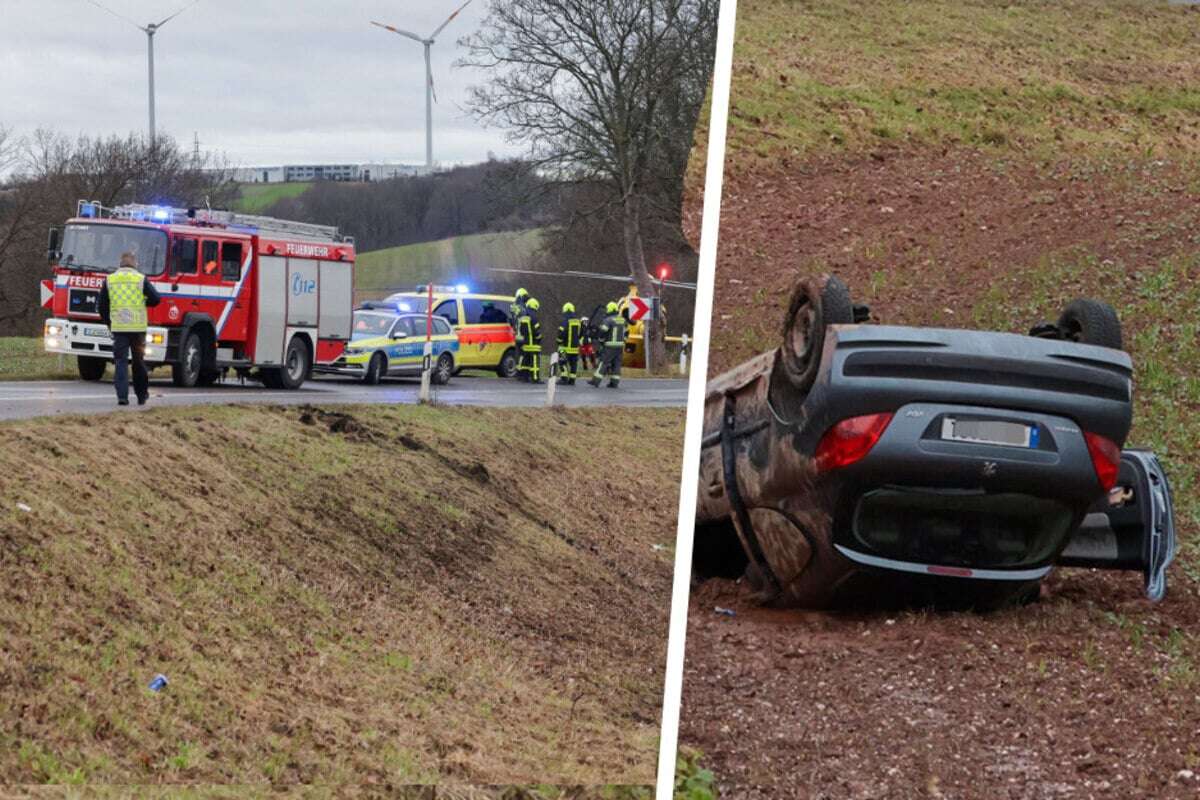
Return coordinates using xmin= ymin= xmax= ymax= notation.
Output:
xmin=527 ymin=298 xmax=540 ymax=311
xmin=515 ymin=287 xmax=529 ymax=300
xmin=606 ymin=301 xmax=619 ymax=314
xmin=562 ymin=302 xmax=575 ymax=313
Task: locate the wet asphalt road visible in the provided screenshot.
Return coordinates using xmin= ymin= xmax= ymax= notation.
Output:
xmin=0 ymin=374 xmax=689 ymax=422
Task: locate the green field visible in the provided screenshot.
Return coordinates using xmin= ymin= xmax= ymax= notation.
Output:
xmin=231 ymin=182 xmax=313 ymax=214
xmin=0 ymin=338 xmax=77 ymax=381
xmin=728 ymin=0 xmax=1200 ymax=163
xmin=355 ymin=228 xmax=547 ymax=298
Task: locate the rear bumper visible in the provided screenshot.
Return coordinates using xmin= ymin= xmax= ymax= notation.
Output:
xmin=43 ymin=318 xmax=170 ymax=363
xmin=828 ymin=401 xmax=1104 ymax=578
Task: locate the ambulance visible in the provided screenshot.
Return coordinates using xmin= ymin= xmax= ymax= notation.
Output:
xmin=383 ymin=286 xmax=518 ymax=377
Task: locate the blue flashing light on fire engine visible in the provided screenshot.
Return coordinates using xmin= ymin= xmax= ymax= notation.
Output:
xmin=152 ymin=208 xmax=171 ymax=221
xmin=79 ymin=202 xmax=98 ymax=218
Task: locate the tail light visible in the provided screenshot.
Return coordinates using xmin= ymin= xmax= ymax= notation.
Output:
xmin=814 ymin=412 xmax=894 ymax=472
xmin=1084 ymin=431 xmax=1121 ymax=491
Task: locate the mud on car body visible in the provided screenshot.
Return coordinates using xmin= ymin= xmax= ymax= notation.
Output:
xmin=315 ymin=307 xmax=458 ymax=385
xmin=695 ymin=275 xmax=1176 ymax=608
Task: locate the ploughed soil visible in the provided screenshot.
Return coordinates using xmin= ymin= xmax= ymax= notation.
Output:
xmin=681 ymin=148 xmax=1200 ymax=799
xmin=708 ymin=149 xmax=1200 ymax=375
xmin=0 ymin=404 xmax=682 ymax=790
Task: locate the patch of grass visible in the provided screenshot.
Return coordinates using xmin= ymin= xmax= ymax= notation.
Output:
xmin=231 ymin=182 xmax=312 ymax=213
xmin=0 ymin=337 xmax=77 ymax=381
xmin=728 ymin=0 xmax=1200 ymax=163
xmin=675 ymin=747 xmax=717 ymax=800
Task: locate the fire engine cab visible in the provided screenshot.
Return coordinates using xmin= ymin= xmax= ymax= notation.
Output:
xmin=43 ymin=200 xmax=355 ymax=389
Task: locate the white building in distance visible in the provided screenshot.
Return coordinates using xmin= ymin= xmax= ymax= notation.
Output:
xmin=230 ymin=162 xmax=435 ymax=184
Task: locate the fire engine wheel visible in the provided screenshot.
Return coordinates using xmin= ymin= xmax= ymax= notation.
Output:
xmin=276 ymin=337 xmax=310 ymax=390
xmin=364 ymin=352 xmax=387 ymax=385
xmin=171 ymin=331 xmax=203 ymax=388
xmin=431 ymin=352 xmax=454 ymax=385
xmin=497 ymin=348 xmax=518 ymax=378
xmin=77 ymin=356 xmax=107 ymax=382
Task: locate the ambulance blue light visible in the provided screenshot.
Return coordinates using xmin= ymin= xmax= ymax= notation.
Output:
xmin=398 ymin=302 xmax=412 ymax=312
xmin=455 ymin=283 xmax=469 ymax=293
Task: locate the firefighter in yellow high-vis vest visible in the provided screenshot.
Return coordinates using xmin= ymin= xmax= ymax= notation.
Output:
xmin=556 ymin=302 xmax=582 ymax=385
xmin=517 ymin=297 xmax=543 ymax=383
xmin=98 ymin=251 xmax=161 ymax=406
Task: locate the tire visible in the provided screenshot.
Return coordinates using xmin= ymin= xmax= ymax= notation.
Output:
xmin=260 ymin=368 xmax=282 ymax=389
xmin=496 ymin=348 xmax=518 ymax=378
xmin=1057 ymin=299 xmax=1122 ymax=350
xmin=777 ymin=274 xmax=854 ymax=395
xmin=77 ymin=356 xmax=107 ymax=382
xmin=431 ymin=352 xmax=454 ymax=385
xmin=171 ymin=331 xmax=202 ymax=388
xmin=364 ymin=352 xmax=387 ymax=385
xmin=197 ymin=369 xmax=221 ymax=387
xmin=276 ymin=336 xmax=310 ymax=390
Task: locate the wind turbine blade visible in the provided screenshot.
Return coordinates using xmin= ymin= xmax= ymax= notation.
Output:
xmin=154 ymin=0 xmax=200 ymax=28
xmin=429 ymin=72 xmax=438 ymax=104
xmin=429 ymin=0 xmax=472 ymax=39
xmin=84 ymin=0 xmax=144 ymax=30
xmin=370 ymin=20 xmax=425 ymax=43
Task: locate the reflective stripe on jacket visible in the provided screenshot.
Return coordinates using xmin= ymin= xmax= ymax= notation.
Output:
xmin=518 ymin=314 xmax=541 ymax=351
xmin=557 ymin=315 xmax=581 ymax=353
xmin=106 ymin=268 xmax=148 ymax=333
xmin=599 ymin=314 xmax=626 ymax=348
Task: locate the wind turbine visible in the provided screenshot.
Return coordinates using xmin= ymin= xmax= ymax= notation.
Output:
xmin=85 ymin=0 xmax=202 ymax=143
xmin=371 ymin=0 xmax=472 ymax=171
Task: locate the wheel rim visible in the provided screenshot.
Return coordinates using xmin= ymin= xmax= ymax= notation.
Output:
xmin=286 ymin=344 xmax=305 ymax=382
xmin=185 ymin=339 xmax=200 ymax=379
xmin=788 ymin=298 xmax=816 ymax=364
xmin=438 ymin=354 xmax=452 ymax=380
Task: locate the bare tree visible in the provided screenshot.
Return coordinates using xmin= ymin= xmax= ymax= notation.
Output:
xmin=460 ymin=0 xmax=717 ymax=369
xmin=0 ymin=132 xmax=236 ymax=335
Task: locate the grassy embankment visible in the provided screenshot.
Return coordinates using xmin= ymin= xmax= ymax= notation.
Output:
xmin=0 ymin=404 xmax=683 ymax=788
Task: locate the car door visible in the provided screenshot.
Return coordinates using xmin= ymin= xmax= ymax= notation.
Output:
xmin=1058 ymin=450 xmax=1176 ymax=600
xmin=387 ymin=316 xmax=418 ymax=373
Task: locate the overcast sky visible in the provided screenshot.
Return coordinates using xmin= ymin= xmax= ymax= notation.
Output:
xmin=0 ymin=0 xmax=524 ymax=167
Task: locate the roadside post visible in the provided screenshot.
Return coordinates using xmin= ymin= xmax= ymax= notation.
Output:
xmin=546 ymin=351 xmax=559 ymax=406
xmin=680 ymin=333 xmax=689 ymax=375
xmin=419 ymin=282 xmax=434 ymax=403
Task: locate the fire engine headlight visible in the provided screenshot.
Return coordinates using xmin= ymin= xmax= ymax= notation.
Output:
xmin=45 ymin=324 xmax=61 ymax=336
xmin=46 ymin=338 xmax=59 ymax=348
xmin=148 ymin=333 xmax=165 ymax=345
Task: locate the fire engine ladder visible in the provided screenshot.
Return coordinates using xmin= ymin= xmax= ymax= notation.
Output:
xmin=101 ymin=202 xmax=351 ymax=243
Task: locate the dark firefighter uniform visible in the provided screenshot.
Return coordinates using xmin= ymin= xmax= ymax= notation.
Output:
xmin=98 ymin=252 xmax=162 ymax=406
xmin=589 ymin=301 xmax=627 ymax=388
xmin=510 ymin=288 xmax=529 ymax=332
xmin=517 ymin=297 xmax=543 ymax=383
xmin=556 ymin=302 xmax=582 ymax=385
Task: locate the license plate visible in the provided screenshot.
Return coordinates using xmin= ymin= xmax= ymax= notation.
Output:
xmin=941 ymin=417 xmax=1037 ymax=448
xmin=84 ymin=327 xmax=109 ymax=338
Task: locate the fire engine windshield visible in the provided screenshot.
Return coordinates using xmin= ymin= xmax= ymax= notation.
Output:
xmin=351 ymin=311 xmax=398 ymax=340
xmin=59 ymin=224 xmax=168 ymax=276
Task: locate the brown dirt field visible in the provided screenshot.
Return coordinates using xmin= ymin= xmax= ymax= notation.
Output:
xmin=0 ymin=404 xmax=682 ymax=789
xmin=681 ymin=146 xmax=1200 ymax=798
xmin=709 ymin=149 xmax=1200 ymax=375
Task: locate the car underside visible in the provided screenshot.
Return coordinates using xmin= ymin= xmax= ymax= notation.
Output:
xmin=694 ymin=275 xmax=1176 ymax=609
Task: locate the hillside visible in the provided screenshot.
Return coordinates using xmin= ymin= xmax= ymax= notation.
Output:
xmin=231 ymin=182 xmax=313 ymax=214
xmin=0 ymin=404 xmax=683 ymax=786
xmin=355 ymin=229 xmax=547 ymax=300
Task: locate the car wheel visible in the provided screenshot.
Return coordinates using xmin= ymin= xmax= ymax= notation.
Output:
xmin=77 ymin=356 xmax=107 ymax=381
xmin=1057 ymin=299 xmax=1122 ymax=350
xmin=497 ymin=348 xmax=517 ymax=378
xmin=364 ymin=352 xmax=387 ymax=385
xmin=276 ymin=336 xmax=310 ymax=390
xmin=777 ymin=274 xmax=854 ymax=395
xmin=431 ymin=352 xmax=454 ymax=385
xmin=171 ymin=330 xmax=202 ymax=387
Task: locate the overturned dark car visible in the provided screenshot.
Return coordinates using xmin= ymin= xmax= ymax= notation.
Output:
xmin=695 ymin=275 xmax=1176 ymax=609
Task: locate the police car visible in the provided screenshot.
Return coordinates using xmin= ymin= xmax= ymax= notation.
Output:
xmin=317 ymin=305 xmax=459 ymax=384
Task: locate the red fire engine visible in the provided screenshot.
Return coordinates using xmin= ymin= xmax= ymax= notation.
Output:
xmin=43 ymin=201 xmax=355 ymax=389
